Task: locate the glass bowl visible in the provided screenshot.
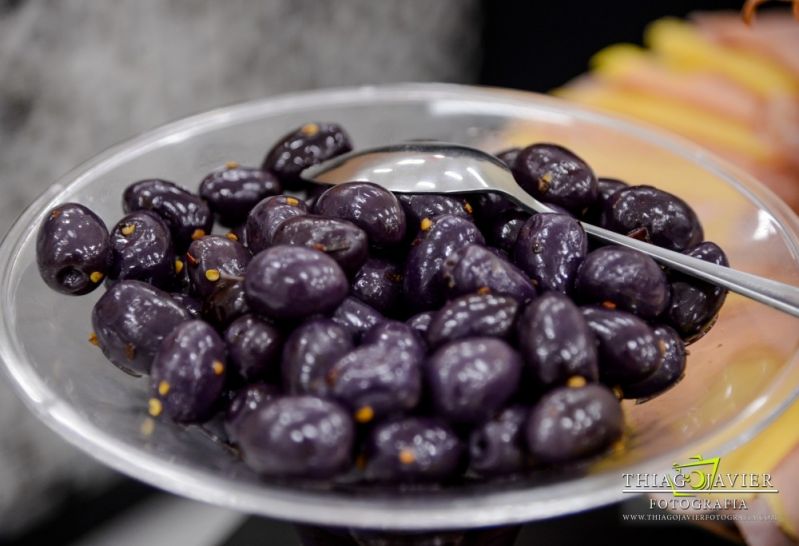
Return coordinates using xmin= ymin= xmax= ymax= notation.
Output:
xmin=1 ymin=83 xmax=798 ymax=531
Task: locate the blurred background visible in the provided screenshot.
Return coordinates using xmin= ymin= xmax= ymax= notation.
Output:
xmin=0 ymin=1 xmax=797 ymax=545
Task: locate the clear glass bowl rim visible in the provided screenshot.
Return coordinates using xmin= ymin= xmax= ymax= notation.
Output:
xmin=1 ymin=83 xmax=799 ymax=530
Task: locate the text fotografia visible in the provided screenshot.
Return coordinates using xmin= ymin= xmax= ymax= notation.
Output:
xmin=622 ymin=455 xmax=779 ymax=498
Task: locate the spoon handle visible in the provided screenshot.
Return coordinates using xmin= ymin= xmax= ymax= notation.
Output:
xmin=580 ymin=222 xmax=799 ymax=317
xmin=505 ymin=190 xmax=799 ymax=318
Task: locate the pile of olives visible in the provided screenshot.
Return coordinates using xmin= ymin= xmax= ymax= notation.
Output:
xmin=36 ymin=122 xmax=728 ymax=485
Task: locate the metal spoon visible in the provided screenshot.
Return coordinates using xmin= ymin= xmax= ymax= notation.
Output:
xmin=303 ymin=141 xmax=799 ymax=318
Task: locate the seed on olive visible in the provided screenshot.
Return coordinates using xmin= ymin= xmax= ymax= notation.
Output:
xmin=398 ymin=194 xmax=473 ymax=238
xmin=186 ymin=235 xmax=250 ymax=299
xmin=36 ymin=203 xmax=112 ymax=295
xmin=149 ymin=320 xmax=227 ymax=423
xmin=108 ymin=210 xmax=175 ymax=289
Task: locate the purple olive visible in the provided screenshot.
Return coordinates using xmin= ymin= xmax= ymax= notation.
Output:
xmin=513 ymin=213 xmax=587 ymax=294
xmin=512 ymin=144 xmax=598 ymax=214
xmin=237 ymin=396 xmax=354 ymax=478
xmin=224 ymin=314 xmax=283 ymax=382
xmin=666 ymin=242 xmax=729 ymax=343
xmin=186 ymin=235 xmax=250 ymax=299
xmin=169 ymin=292 xmax=202 ymax=319
xmin=482 ymin=208 xmax=531 ymax=253
xmin=272 ymin=215 xmax=368 ymax=275
xmin=471 ymin=192 xmax=517 ymax=225
xmin=224 ymin=382 xmax=280 ymax=444
xmin=406 ymin=311 xmax=435 ymax=337
xmin=442 ymin=244 xmax=536 ymax=302
xmin=517 ymin=292 xmax=598 ymax=387
xmin=92 ymin=280 xmax=191 ymax=375
xmin=575 ymin=246 xmax=670 ymax=320
xmin=600 ymin=185 xmax=703 ymax=251
xmin=262 ymin=122 xmax=352 ymax=188
xmin=149 ymin=320 xmax=227 ymax=423
xmin=108 ymin=211 xmax=175 ymax=288
xmin=314 ymin=182 xmax=407 ymax=246
xmin=495 ymin=147 xmax=521 ymax=167
xmin=244 ymin=245 xmax=348 ymax=320
xmin=581 ymin=306 xmax=661 ymax=386
xmin=362 ymin=321 xmax=427 ymax=361
xmin=469 ymin=406 xmax=529 ymax=476
xmin=624 ymin=325 xmax=686 ymax=400
xmin=403 ymin=214 xmax=485 ymax=311
xmin=351 ymin=258 xmax=404 ymax=315
xmin=245 ymin=195 xmax=309 ymax=253
xmin=199 ymin=163 xmax=281 ymax=226
xmin=36 ymin=203 xmax=112 ymax=295
xmin=327 ymin=342 xmax=422 ymax=424
xmin=426 ymin=294 xmax=519 ymax=348
xmin=397 ymin=194 xmax=473 ymax=238
xmin=365 ymin=418 xmax=462 ymax=483
xmin=583 ymin=178 xmax=628 ymax=223
xmin=123 ymin=179 xmax=213 ymax=250
xmin=202 ymin=278 xmax=250 ymax=328
xmin=331 ymin=296 xmax=384 ymax=341
xmin=526 ymin=384 xmax=622 ymax=463
xmin=282 ymin=318 xmax=354 ymax=396
xmin=426 ymin=337 xmax=522 ymax=425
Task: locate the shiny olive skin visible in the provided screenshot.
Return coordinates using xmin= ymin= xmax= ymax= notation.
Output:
xmin=237 ymin=396 xmax=354 ymax=479
xmin=244 ymin=245 xmax=348 ymax=320
xmin=600 ymin=185 xmax=703 ymax=251
xmin=397 ymin=194 xmax=473 ymax=237
xmin=469 ymin=405 xmax=529 ymax=476
xmin=314 ymin=182 xmax=407 ymax=246
xmin=245 ymin=195 xmax=309 ymax=253
xmin=170 ymin=292 xmax=202 ymax=319
xmin=332 ymin=296 xmax=385 ymax=341
xmin=575 ymin=246 xmax=670 ymax=320
xmin=186 ymin=235 xmax=251 ymax=299
xmin=327 ymin=342 xmax=423 ymax=422
xmin=403 ymin=214 xmax=485 ymax=311
xmin=224 ymin=382 xmax=280 ymax=444
xmin=202 ymin=278 xmax=250 ymax=328
xmin=426 ymin=337 xmax=522 ymax=425
xmin=261 ymin=122 xmax=353 ymax=188
xmin=512 ymin=144 xmax=598 ymax=214
xmin=442 ymin=244 xmax=536 ymax=302
xmin=495 ymin=147 xmax=521 ymax=167
xmin=624 ymin=325 xmax=686 ymax=400
xmin=526 ymin=384 xmax=623 ymax=464
xmin=224 ymin=314 xmax=283 ymax=382
xmin=666 ymin=242 xmax=729 ymax=342
xmin=108 ymin=211 xmax=175 ymax=288
xmin=36 ymin=203 xmax=112 ymax=295
xmin=272 ymin=215 xmax=368 ymax=275
xmin=351 ymin=258 xmax=403 ymax=315
xmin=581 ymin=306 xmax=661 ymax=385
xmin=426 ymin=294 xmax=519 ymax=348
xmin=365 ymin=418 xmax=462 ymax=483
xmin=513 ymin=213 xmax=587 ymax=294
xmin=282 ymin=318 xmax=354 ymax=396
xmin=199 ymin=163 xmax=281 ymax=226
xmin=123 ymin=179 xmax=213 ymax=250
xmin=471 ymin=192 xmax=517 ymax=226
xmin=406 ymin=311 xmax=434 ymax=336
xmin=149 ymin=320 xmax=227 ymax=423
xmin=483 ymin=208 xmax=531 ymax=253
xmin=92 ymin=280 xmax=191 ymax=375
xmin=517 ymin=292 xmax=599 ymax=387
xmin=362 ymin=320 xmax=427 ymax=361
xmin=584 ymin=178 xmax=628 ymax=223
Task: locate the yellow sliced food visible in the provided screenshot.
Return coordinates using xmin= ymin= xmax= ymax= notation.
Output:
xmin=556 ymin=84 xmax=774 ymax=162
xmin=645 ymin=18 xmax=799 ymax=99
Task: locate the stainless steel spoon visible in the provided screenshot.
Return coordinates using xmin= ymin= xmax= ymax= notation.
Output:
xmin=303 ymin=141 xmax=799 ymax=318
